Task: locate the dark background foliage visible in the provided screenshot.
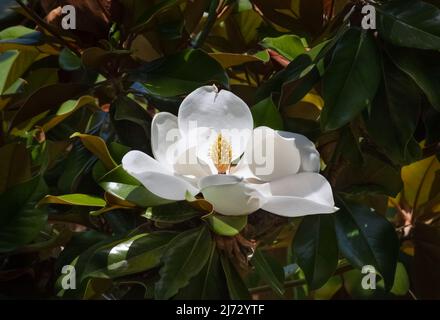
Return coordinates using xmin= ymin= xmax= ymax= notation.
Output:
xmin=0 ymin=0 xmax=439 ymax=300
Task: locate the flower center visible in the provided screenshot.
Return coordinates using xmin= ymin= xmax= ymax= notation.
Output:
xmin=209 ymin=133 xmax=232 ymax=174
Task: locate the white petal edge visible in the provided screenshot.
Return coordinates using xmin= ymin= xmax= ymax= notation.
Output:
xmin=122 ymin=150 xmax=198 ymax=201
xmin=178 ymin=85 xmax=253 ymax=158
xmin=256 ymin=172 xmax=338 ymax=217
xmin=277 ymin=131 xmax=321 ymax=172
xmin=242 ymin=126 xmax=301 ymax=182
xmin=151 ymin=112 xmax=181 ymax=172
xmin=199 ymin=175 xmax=263 ymax=216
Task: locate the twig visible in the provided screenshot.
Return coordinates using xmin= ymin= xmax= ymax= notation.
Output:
xmin=192 ymin=0 xmax=219 ymax=48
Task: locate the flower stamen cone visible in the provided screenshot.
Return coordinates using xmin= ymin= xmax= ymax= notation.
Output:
xmin=210 ymin=133 xmax=232 ymax=174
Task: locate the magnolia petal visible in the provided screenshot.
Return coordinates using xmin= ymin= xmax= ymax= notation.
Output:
xmin=178 ymin=85 xmax=253 ymax=158
xmin=199 ymin=175 xmax=263 ymax=216
xmin=122 ymin=150 xmax=198 ymax=200
xmin=277 ymin=131 xmax=320 ymax=172
xmin=261 ymin=196 xmax=337 ymax=217
xmin=257 ymin=172 xmax=338 ymax=217
xmin=151 ymin=112 xmax=182 ymax=171
xmin=243 ymin=126 xmax=301 ymax=182
xmin=172 ymin=127 xmax=214 ymax=178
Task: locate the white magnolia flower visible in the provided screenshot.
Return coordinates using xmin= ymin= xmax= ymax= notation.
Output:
xmin=122 ymin=85 xmax=338 ymax=217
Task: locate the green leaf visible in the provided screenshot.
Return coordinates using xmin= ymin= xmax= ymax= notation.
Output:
xmin=83 ymin=232 xmax=177 ymax=280
xmin=255 ymin=54 xmax=313 ymax=103
xmin=206 ymin=214 xmax=247 ymax=237
xmin=387 ymin=46 xmax=440 ymax=111
xmin=81 ymin=47 xmax=130 ymax=70
xmin=10 ymin=83 xmax=89 ymax=129
xmin=71 ymin=133 xmax=117 ymax=170
xmin=313 ymin=275 xmax=343 ymax=300
xmin=0 ymin=176 xmax=48 ymax=252
xmin=293 ymin=214 xmax=338 ymax=290
xmin=390 ymin=262 xmax=410 ymax=296
xmin=59 ymin=47 xmax=81 ymax=71
xmin=321 ymin=28 xmax=380 ymax=131
xmin=0 ymin=142 xmax=31 ymax=193
xmin=377 ymin=0 xmax=440 ymax=50
xmin=209 ymin=52 xmax=264 ymax=68
xmin=155 ymin=225 xmax=213 ymax=299
xmin=42 ymin=96 xmax=97 ymax=132
xmin=335 ymin=154 xmax=403 ymax=197
xmin=251 ymin=96 xmax=284 ymax=130
xmin=334 ymin=198 xmax=399 ymax=290
xmin=130 ymin=0 xmax=185 ymax=33
xmin=136 ymin=49 xmax=229 ymax=97
xmin=220 ymin=253 xmax=251 ymax=299
xmin=144 ymin=202 xmax=200 ymax=223
xmin=110 ymin=96 xmax=152 ymax=154
xmin=38 ymin=194 xmax=106 ymax=207
xmin=251 ymin=249 xmax=285 ymax=296
xmin=342 ymin=262 xmax=409 ymax=299
xmin=0 ymin=49 xmax=38 ymax=94
xmin=100 ymin=182 xmax=173 ymax=208
xmin=260 ymin=35 xmax=306 ymax=61
xmin=364 ymin=55 xmax=421 ymax=165
xmin=177 ymin=243 xmax=229 ymax=299
xmin=0 ymin=26 xmax=56 ymax=54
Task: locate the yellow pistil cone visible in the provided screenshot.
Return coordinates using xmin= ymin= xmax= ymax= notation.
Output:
xmin=210 ymin=133 xmax=232 ymax=174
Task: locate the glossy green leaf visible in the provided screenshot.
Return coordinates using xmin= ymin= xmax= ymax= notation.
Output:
xmin=59 ymin=47 xmax=81 ymax=71
xmin=220 ymin=253 xmax=251 ymax=300
xmin=209 ymin=52 xmax=264 ymax=68
xmin=335 ymin=154 xmax=403 ymax=197
xmin=377 ymin=0 xmax=440 ymax=50
xmin=251 ymin=249 xmax=285 ymax=296
xmin=71 ymin=133 xmax=117 ymax=171
xmin=100 ymin=182 xmax=173 ymax=208
xmin=97 ymin=165 xmax=140 ymax=185
xmin=260 ymin=35 xmax=306 ymax=61
xmin=155 ymin=225 xmax=213 ymax=299
xmin=0 ymin=49 xmax=38 ymax=94
xmin=294 ymin=214 xmax=338 ymax=290
xmin=334 ymin=198 xmax=399 ymax=290
xmin=321 ymin=28 xmax=380 ymax=131
xmin=255 ymin=54 xmax=313 ymax=103
xmin=177 ymin=243 xmax=229 ymax=299
xmin=10 ymin=83 xmax=89 ymax=129
xmin=136 ymin=49 xmax=229 ymax=97
xmin=43 ymin=96 xmax=97 ymax=132
xmin=387 ymin=46 xmax=440 ymax=111
xmin=0 ymin=176 xmax=48 ymax=252
xmin=130 ymin=0 xmax=185 ymax=33
xmin=144 ymin=201 xmax=200 ymax=223
xmin=251 ymin=96 xmax=284 ymax=130
xmin=38 ymin=194 xmax=106 ymax=207
xmin=365 ymin=56 xmax=421 ymax=165
xmin=342 ymin=262 xmax=409 ymax=299
xmin=110 ymin=96 xmax=151 ymax=154
xmin=83 ymin=232 xmax=177 ymax=280
xmin=0 ymin=26 xmax=56 ymax=54
xmin=0 ymin=142 xmax=31 ymax=193
xmin=206 ymin=214 xmax=247 ymax=237
xmin=313 ymin=275 xmax=343 ymax=300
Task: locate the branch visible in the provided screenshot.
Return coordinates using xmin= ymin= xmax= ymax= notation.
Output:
xmin=192 ymin=0 xmax=219 ymax=48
